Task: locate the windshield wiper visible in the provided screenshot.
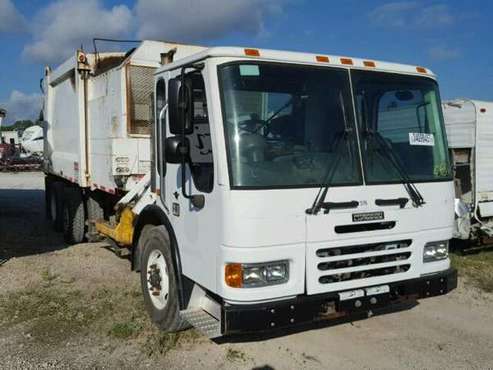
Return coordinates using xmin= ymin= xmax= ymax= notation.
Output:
xmin=366 ymin=131 xmax=425 ymax=207
xmin=306 ymin=129 xmax=357 ymax=215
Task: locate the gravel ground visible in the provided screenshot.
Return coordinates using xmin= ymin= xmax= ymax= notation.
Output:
xmin=1 ymin=172 xmax=493 ymax=369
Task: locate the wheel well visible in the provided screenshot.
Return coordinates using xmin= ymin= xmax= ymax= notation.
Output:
xmin=132 ymin=205 xmax=189 ymax=309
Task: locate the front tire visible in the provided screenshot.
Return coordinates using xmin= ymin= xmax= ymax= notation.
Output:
xmin=139 ymin=225 xmax=189 ymax=332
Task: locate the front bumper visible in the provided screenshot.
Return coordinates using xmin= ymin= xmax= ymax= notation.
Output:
xmin=222 ymin=268 xmax=457 ymax=335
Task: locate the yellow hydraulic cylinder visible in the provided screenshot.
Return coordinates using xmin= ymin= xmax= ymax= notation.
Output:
xmin=95 ymin=207 xmax=135 ymax=246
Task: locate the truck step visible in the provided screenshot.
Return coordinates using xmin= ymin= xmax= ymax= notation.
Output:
xmin=181 ymin=309 xmax=221 ymax=338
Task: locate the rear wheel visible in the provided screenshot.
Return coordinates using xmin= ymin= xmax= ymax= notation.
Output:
xmin=139 ymin=225 xmax=189 ymax=332
xmin=50 ymin=181 xmax=65 ymax=232
xmin=86 ymin=192 xmax=104 ymax=242
xmin=44 ymin=176 xmax=53 ymax=220
xmin=62 ymin=187 xmax=86 ymax=244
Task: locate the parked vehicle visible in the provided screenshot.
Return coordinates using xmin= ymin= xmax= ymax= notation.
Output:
xmin=20 ymin=125 xmax=43 ymax=156
xmin=42 ymin=41 xmax=457 ymax=337
xmin=443 ymin=99 xmax=493 ymax=243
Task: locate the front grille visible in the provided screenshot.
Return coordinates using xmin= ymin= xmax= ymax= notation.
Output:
xmin=317 ymin=240 xmax=413 ymax=285
xmin=319 ymin=264 xmax=411 ymax=284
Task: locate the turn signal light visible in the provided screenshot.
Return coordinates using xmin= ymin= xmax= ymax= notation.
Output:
xmin=244 ymin=48 xmax=260 ymax=57
xmin=225 ymin=263 xmax=243 ymax=288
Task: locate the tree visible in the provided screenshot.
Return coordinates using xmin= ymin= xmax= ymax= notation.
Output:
xmin=0 ymin=120 xmax=35 ymax=132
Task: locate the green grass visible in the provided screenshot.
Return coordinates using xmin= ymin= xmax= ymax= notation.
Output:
xmin=0 ymin=284 xmax=146 ymax=344
xmin=226 ymin=347 xmax=248 ymax=363
xmin=0 ymin=279 xmax=203 ymax=357
xmin=109 ymin=321 xmax=143 ymax=339
xmin=450 ymin=248 xmax=493 ymax=293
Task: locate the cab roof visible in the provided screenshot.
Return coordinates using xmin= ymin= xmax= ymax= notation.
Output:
xmin=156 ymin=46 xmax=436 ymax=78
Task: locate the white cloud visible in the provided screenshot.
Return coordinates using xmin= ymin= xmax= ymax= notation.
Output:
xmin=369 ymin=1 xmax=418 ymax=28
xmin=429 ymin=45 xmax=461 ymax=61
xmin=23 ymin=0 xmax=133 ymax=64
xmin=0 ymin=90 xmax=42 ymax=126
xmin=0 ymin=0 xmax=27 ymax=33
xmin=135 ymin=0 xmax=284 ymax=42
xmin=369 ymin=1 xmax=455 ymax=29
xmin=416 ymin=4 xmax=455 ymax=27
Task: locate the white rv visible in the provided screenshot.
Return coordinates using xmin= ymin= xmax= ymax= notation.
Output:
xmin=43 ymin=42 xmax=456 ymax=337
xmin=443 ymin=99 xmax=493 ymax=242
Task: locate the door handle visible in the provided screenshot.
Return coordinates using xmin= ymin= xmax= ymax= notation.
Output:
xmin=320 ymin=200 xmax=359 ymax=214
xmin=375 ymin=197 xmax=409 ymax=209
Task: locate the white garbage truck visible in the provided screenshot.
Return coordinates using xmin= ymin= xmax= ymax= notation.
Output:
xmin=42 ymin=41 xmax=457 ymax=337
xmin=443 ymin=99 xmax=493 ymax=243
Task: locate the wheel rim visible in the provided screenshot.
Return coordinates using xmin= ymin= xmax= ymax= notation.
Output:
xmin=146 ymin=249 xmax=169 ymax=310
xmin=50 ymin=193 xmax=57 ymax=220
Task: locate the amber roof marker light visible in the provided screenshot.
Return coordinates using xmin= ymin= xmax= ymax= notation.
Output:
xmin=363 ymin=60 xmax=376 ymax=68
xmin=416 ymin=66 xmax=427 ymax=73
xmin=244 ymin=48 xmax=260 ymax=57
xmin=340 ymin=58 xmax=354 ymax=65
xmin=316 ymin=55 xmax=330 ymax=63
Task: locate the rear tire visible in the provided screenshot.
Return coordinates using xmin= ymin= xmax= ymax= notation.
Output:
xmin=139 ymin=225 xmax=189 ymax=332
xmin=86 ymin=192 xmax=104 ymax=242
xmin=44 ymin=176 xmax=53 ymax=220
xmin=62 ymin=187 xmax=86 ymax=244
xmin=50 ymin=181 xmax=65 ymax=232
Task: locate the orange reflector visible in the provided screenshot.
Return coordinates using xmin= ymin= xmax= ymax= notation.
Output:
xmin=225 ymin=263 xmax=243 ymax=288
xmin=416 ymin=66 xmax=427 ymax=73
xmin=244 ymin=48 xmax=260 ymax=57
xmin=363 ymin=60 xmax=376 ymax=68
xmin=316 ymin=55 xmax=329 ymax=63
xmin=340 ymin=58 xmax=353 ymax=65
xmin=480 ymin=108 xmax=486 ymax=113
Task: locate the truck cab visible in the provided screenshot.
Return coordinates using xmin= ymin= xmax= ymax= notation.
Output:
xmin=120 ymin=47 xmax=457 ymax=337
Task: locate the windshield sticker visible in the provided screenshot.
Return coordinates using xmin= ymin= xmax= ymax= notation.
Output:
xmin=409 ymin=133 xmax=435 ymax=146
xmin=239 ymin=65 xmax=260 ymax=76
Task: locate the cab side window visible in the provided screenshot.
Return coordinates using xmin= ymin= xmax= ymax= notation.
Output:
xmin=187 ymin=73 xmax=214 ymax=193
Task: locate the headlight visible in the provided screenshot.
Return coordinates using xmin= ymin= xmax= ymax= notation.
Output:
xmin=423 ymin=240 xmax=449 ymax=262
xmin=225 ymin=261 xmax=289 ymax=288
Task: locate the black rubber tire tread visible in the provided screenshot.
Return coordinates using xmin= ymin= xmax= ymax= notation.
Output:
xmin=62 ymin=187 xmax=86 ymax=244
xmin=51 ymin=181 xmax=65 ymax=232
xmin=86 ymin=192 xmax=105 ymax=242
xmin=44 ymin=176 xmax=53 ymax=220
xmin=139 ymin=225 xmax=189 ymax=332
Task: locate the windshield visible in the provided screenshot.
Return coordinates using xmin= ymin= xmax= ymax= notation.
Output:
xmin=352 ymin=70 xmax=451 ymax=184
xmin=218 ymin=62 xmax=362 ymax=188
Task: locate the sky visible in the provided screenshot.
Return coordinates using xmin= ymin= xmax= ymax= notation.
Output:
xmin=0 ymin=0 xmax=492 ymax=125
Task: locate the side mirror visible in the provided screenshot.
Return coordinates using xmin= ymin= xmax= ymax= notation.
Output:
xmin=165 ymin=136 xmax=189 ymax=164
xmin=168 ymin=77 xmax=193 ymax=135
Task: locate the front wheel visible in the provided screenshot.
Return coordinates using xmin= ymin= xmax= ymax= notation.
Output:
xmin=139 ymin=225 xmax=189 ymax=332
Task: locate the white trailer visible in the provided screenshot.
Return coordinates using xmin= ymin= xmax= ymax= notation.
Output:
xmin=43 ymin=42 xmax=457 ymax=337
xmin=42 ymin=40 xmax=204 ymax=238
xmin=443 ymin=99 xmax=493 ymax=242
